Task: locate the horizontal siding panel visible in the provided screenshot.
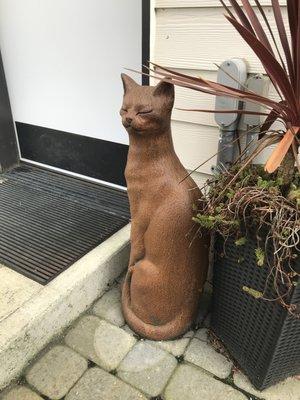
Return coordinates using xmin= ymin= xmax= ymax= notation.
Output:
xmin=172 ymin=120 xmax=218 ymax=175
xmin=155 ymin=7 xmax=288 ymax=72
xmin=156 ymin=0 xmax=286 ymax=8
xmin=173 ymin=70 xmax=217 ymax=127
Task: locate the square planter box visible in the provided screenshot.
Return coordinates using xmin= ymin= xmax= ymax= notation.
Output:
xmin=211 ymin=229 xmax=300 ymax=390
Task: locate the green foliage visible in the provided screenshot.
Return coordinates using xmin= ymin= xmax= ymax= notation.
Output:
xmin=192 ymin=203 xmax=198 ymax=211
xmin=242 ymin=286 xmax=263 ymax=299
xmin=193 ymin=214 xmax=239 ymax=230
xmin=256 ymin=176 xmax=281 ymax=195
xmin=191 ymin=164 xmax=299 ymax=316
xmin=288 ymin=186 xmax=300 ymax=206
xmin=193 ymin=165 xmax=299 ymax=236
xmin=226 ymin=188 xmax=235 ymax=199
xmin=255 ymin=248 xmax=265 ymax=267
xmin=235 ymin=237 xmax=247 ymax=246
xmin=192 ymin=215 xmax=215 ymax=229
xmin=257 ymin=176 xmax=274 ymax=189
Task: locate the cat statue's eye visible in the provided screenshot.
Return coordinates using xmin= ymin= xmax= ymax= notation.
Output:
xmin=121 ymin=108 xmax=128 ymax=112
xmin=137 ymin=109 xmax=153 ymax=115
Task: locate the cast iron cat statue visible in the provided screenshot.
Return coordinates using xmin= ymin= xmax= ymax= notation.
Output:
xmin=120 ymin=74 xmax=209 ymax=340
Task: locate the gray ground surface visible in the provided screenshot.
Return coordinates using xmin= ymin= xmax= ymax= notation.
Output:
xmin=1 ymin=275 xmax=299 ymax=400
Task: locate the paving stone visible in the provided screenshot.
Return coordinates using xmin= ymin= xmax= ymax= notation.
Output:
xmin=93 ymin=287 xmax=124 ymax=326
xmin=65 ymin=315 xmax=135 ymax=370
xmin=184 ymin=328 xmax=232 ymax=379
xmin=117 ymin=341 xmax=177 ymax=397
xmin=1 ymin=386 xmax=43 ymax=400
xmin=165 ymin=364 xmax=247 ymax=400
xmin=146 ymin=330 xmax=194 ymax=357
xmin=234 ymin=371 xmax=300 ymax=400
xmin=65 ymin=315 xmax=103 ymax=365
xmin=66 ymin=367 xmax=147 ymax=400
xmin=26 ymin=345 xmax=87 ymax=400
xmin=93 ymin=319 xmax=136 ymax=370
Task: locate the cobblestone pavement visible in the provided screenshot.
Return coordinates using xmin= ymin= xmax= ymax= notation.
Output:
xmin=1 ymin=275 xmax=299 ymax=400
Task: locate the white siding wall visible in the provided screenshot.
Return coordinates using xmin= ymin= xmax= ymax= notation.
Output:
xmin=151 ymin=0 xmax=287 ymax=186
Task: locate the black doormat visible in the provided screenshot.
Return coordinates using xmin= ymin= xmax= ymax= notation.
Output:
xmin=0 ymin=164 xmax=130 ymax=284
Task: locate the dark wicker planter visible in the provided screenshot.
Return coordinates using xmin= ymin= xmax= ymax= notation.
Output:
xmin=211 ymin=230 xmax=300 ymax=390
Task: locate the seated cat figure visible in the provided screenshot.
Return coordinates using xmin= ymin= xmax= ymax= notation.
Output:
xmin=120 ymin=74 xmax=209 ymax=340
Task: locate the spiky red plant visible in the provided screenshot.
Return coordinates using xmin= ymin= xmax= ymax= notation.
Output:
xmin=151 ymin=0 xmax=300 ymax=174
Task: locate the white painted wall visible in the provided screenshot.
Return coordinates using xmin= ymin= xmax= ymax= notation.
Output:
xmin=0 ymin=0 xmax=141 ymax=146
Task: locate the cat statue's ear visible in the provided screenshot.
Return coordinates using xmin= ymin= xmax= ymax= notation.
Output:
xmin=153 ymin=80 xmax=174 ymax=99
xmin=121 ymin=73 xmax=138 ymax=94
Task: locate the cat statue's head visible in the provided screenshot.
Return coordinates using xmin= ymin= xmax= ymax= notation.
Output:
xmin=120 ymin=73 xmax=174 ymax=135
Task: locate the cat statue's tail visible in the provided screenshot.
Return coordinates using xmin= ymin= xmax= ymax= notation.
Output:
xmin=121 ymin=268 xmax=193 ymax=341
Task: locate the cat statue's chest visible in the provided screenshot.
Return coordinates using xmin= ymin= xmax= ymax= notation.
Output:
xmin=125 ymin=156 xmax=169 ymax=214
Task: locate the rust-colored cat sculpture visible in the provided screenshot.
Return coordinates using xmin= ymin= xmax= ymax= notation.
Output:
xmin=120 ymin=74 xmax=209 ymax=340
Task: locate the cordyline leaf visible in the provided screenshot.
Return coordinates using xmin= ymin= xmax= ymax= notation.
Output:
xmin=226 ymin=15 xmax=298 ymax=116
xmin=272 ymin=0 xmax=295 ymax=83
xmin=225 ymin=15 xmax=284 ymax=102
xmin=287 ymin=0 xmax=299 ymax=67
xmin=214 ymin=62 xmax=250 ymax=92
xmin=259 ymin=108 xmax=280 ymax=135
xmin=150 ymin=62 xmax=280 ymax=108
xmin=176 ymin=108 xmax=269 ymax=116
xmin=228 ymin=0 xmax=255 ymax=33
xmin=296 ymin=3 xmax=300 ymax=102
xmin=150 ymin=62 xmax=288 ymax=114
xmin=241 ymin=0 xmax=274 ymax=54
xmin=219 ymin=0 xmax=235 ymax=20
xmin=145 ymin=0 xmax=300 ymax=173
xmin=254 ymin=0 xmax=287 ymax=73
xmin=260 ymin=100 xmax=288 ymax=134
xmin=150 ymin=63 xmax=278 ymax=112
xmin=265 ymin=127 xmax=300 ymax=173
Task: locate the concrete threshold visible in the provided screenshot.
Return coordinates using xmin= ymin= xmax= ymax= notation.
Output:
xmin=0 ymin=224 xmax=130 ymax=389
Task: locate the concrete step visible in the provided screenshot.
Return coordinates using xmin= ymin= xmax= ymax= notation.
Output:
xmin=0 ymin=224 xmax=130 ymax=389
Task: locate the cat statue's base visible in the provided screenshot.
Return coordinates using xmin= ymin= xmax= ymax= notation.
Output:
xmin=120 ymin=74 xmax=209 ymax=340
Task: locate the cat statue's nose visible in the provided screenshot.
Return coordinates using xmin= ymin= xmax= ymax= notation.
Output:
xmin=126 ymin=117 xmax=133 ymax=125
